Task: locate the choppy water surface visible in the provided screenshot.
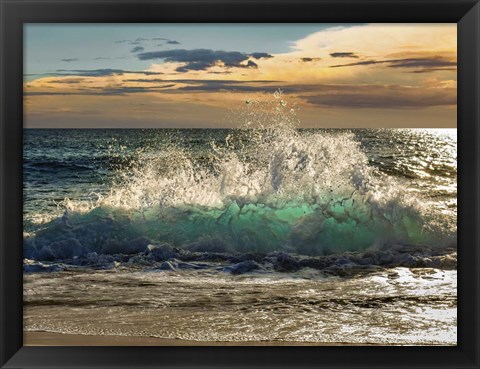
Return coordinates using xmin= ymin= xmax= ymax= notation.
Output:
xmin=24 ymin=128 xmax=457 ymax=229
xmin=23 ymin=96 xmax=456 ymax=345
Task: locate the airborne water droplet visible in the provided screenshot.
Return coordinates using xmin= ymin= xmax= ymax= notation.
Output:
xmin=273 ymin=89 xmax=283 ymax=99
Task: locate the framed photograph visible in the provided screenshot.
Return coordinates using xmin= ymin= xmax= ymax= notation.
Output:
xmin=1 ymin=0 xmax=479 ymax=368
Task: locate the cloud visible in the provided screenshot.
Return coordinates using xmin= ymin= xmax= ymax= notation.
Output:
xmin=53 ymin=69 xmax=162 ymax=77
xmin=300 ymin=57 xmax=321 ymax=62
xmin=46 ymin=78 xmax=84 ymax=84
xmin=116 ymin=38 xmax=148 ymax=45
xmin=408 ymin=67 xmax=457 ymax=74
xmin=100 ymin=85 xmax=176 ymax=95
xmin=387 ymin=57 xmax=457 ymax=69
xmin=131 ymin=46 xmax=145 ymax=53
xmin=250 ymin=52 xmax=273 ymax=59
xmin=175 ymin=61 xmax=212 ymax=72
xmin=330 ymin=52 xmax=359 ymax=58
xmin=55 ymin=69 xmax=126 ymax=77
xmin=137 ymin=49 xmax=272 ymax=72
xmin=330 ymin=60 xmax=379 ymax=67
xmin=179 ymin=79 xmax=279 ymax=90
xmin=124 ymin=78 xmax=281 ymax=84
xmin=26 ymin=84 xmax=176 ymax=96
xmin=176 ymin=84 xmax=267 ymax=92
xmin=301 ymin=84 xmax=456 ymax=109
xmin=330 ymin=56 xmax=456 ymax=72
xmin=123 ymin=78 xmax=166 ymax=83
xmin=94 ymin=56 xmax=129 ymax=60
xmin=61 ymin=58 xmax=78 ymax=62
xmin=153 ymin=38 xmax=180 ymax=44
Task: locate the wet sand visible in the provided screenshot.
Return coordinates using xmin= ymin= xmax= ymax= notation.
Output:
xmin=24 ymin=331 xmax=355 ymax=346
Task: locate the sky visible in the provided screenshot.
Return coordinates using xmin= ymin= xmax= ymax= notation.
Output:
xmin=24 ymin=23 xmax=457 ymax=128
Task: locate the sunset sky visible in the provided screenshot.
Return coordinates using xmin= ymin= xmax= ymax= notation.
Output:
xmin=24 ymin=23 xmax=457 ymax=128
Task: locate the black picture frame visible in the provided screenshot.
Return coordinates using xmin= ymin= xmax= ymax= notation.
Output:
xmin=1 ymin=0 xmax=479 ymax=368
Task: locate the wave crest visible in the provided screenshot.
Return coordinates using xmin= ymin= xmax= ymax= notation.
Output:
xmin=24 ymin=92 xmax=456 ymax=259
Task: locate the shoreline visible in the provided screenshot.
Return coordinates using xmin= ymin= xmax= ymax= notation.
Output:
xmin=24 ymin=331 xmax=366 ymax=346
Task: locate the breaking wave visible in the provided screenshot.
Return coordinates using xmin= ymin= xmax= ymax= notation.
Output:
xmin=24 ymin=92 xmax=456 ymax=263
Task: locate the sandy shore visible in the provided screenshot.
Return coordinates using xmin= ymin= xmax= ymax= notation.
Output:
xmin=24 ymin=331 xmax=356 ymax=346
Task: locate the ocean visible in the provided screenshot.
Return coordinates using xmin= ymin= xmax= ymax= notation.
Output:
xmin=23 ymin=126 xmax=457 ymax=345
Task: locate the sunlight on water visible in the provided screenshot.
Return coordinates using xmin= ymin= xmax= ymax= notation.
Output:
xmin=24 ymin=268 xmax=457 ymax=345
